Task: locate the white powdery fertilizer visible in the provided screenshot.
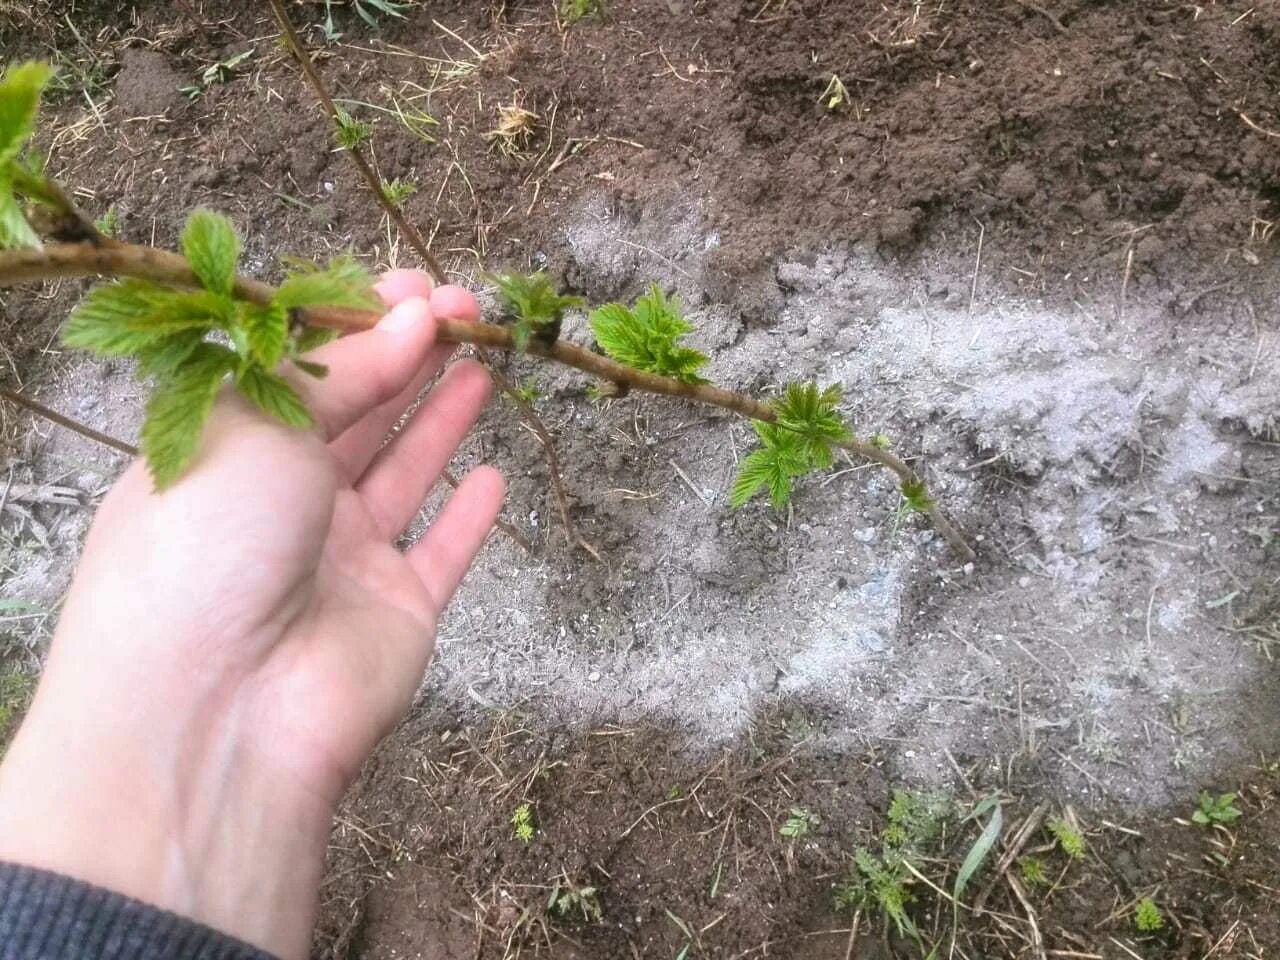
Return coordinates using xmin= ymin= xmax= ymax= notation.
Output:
xmin=428 ymin=203 xmax=1280 ymax=806
xmin=16 ymin=198 xmax=1277 ymax=807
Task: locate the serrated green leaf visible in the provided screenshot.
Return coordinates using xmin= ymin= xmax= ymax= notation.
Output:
xmin=141 ymin=344 xmax=236 ymax=488
xmin=236 ymin=366 xmax=313 ymax=429
xmin=0 ymin=62 xmax=52 ymax=168
xmin=730 ymin=448 xmax=773 ymax=508
xmin=274 ymin=254 xmax=382 ymax=312
xmin=953 ymin=798 xmax=1002 ymax=902
xmin=240 ymin=302 xmax=289 ymax=368
xmin=135 ymin=330 xmax=208 ymax=379
xmin=772 ymin=381 xmax=852 ymax=469
xmin=486 ymin=270 xmax=581 ymax=350
xmin=181 ymin=209 xmax=240 ymax=296
xmin=730 ymin=422 xmax=813 ymax=510
xmin=589 ymin=286 xmax=708 ymax=384
xmin=64 ymin=280 xmax=231 ymax=356
xmin=292 ymin=325 xmax=341 ymax=354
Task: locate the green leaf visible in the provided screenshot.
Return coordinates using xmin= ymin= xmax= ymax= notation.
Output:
xmin=0 ymin=190 xmax=36 ymax=248
xmin=486 ymin=271 xmax=582 ymax=350
xmin=589 ymin=286 xmax=708 ymax=384
xmin=181 ymin=209 xmax=240 ymax=296
xmin=275 ymin=254 xmax=382 ymax=312
xmin=953 ymin=797 xmax=1002 ymax=902
xmin=240 ymin=302 xmax=289 ymax=368
xmin=64 ymin=280 xmax=231 ymax=357
xmin=900 ymin=479 xmax=935 ymax=515
xmin=772 ymin=381 xmax=852 ymax=469
xmin=141 ymin=344 xmax=236 ymax=488
xmin=235 ymin=366 xmax=313 ymax=429
xmin=730 ymin=422 xmax=813 ymax=510
xmin=293 ymin=326 xmax=342 ymax=354
xmin=0 ymin=62 xmax=52 ymax=168
xmin=135 ymin=330 xmax=208 ymax=379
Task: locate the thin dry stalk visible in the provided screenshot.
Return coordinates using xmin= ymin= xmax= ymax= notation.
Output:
xmin=267 ymin=0 xmax=595 ymax=559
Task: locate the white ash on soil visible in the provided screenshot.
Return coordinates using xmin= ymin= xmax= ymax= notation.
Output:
xmin=4 ymin=196 xmax=1277 ymax=808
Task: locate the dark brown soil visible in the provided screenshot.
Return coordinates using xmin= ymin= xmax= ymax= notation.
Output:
xmin=321 ymin=705 xmax=1280 ymax=959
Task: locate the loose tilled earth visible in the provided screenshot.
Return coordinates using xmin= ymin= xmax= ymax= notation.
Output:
xmin=1 ymin=0 xmax=1279 ymax=957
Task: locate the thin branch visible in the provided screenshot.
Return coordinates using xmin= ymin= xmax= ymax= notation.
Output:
xmin=0 ymin=242 xmax=976 ymax=560
xmin=0 ymin=386 xmax=137 ymax=456
xmin=266 ymin=0 xmax=446 ymax=285
xmin=0 ymin=383 xmax=535 ymax=554
xmin=441 ymin=468 xmax=534 ymax=553
xmin=266 ymin=0 xmax=598 ymax=559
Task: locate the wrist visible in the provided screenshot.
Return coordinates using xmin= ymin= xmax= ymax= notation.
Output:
xmin=0 ymin=667 xmax=334 ymax=960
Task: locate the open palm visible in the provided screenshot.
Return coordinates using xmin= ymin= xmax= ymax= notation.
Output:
xmin=0 ymin=271 xmax=503 ymax=957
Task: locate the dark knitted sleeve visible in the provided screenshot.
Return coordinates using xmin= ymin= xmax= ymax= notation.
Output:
xmin=0 ymin=862 xmax=277 ymax=960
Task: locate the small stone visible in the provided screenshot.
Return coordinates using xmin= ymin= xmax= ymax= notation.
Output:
xmin=588 ymin=671 xmax=601 ymax=682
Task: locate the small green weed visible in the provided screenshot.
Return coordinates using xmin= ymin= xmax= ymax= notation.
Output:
xmin=547 ymin=874 xmax=603 ymax=923
xmin=561 ymin=0 xmax=605 ymax=23
xmin=780 ymin=807 xmax=817 ymax=839
xmin=511 ymin=802 xmax=536 ymax=843
xmin=93 ymin=206 xmax=119 ymax=237
xmin=180 ymin=50 xmax=253 ymax=100
xmin=1018 ymin=856 xmax=1047 ymax=887
xmin=833 ymin=790 xmax=955 ymax=941
xmin=819 ymin=74 xmax=849 ymax=110
xmin=1192 ymin=791 xmax=1242 ymax=826
xmin=1046 ymin=816 xmax=1086 ymax=859
xmin=510 ymin=377 xmax=542 ymax=406
xmin=1134 ymin=897 xmax=1164 ymax=932
xmin=322 ymin=0 xmax=413 ymax=40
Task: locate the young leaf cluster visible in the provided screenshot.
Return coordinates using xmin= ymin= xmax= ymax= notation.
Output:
xmin=1046 ymin=816 xmax=1086 ymax=859
xmin=731 ymin=382 xmax=852 ymax=510
xmin=62 ymin=210 xmax=380 ymax=488
xmin=511 ymin=802 xmax=536 ymax=843
xmin=1134 ymin=897 xmax=1164 ymax=933
xmin=1192 ymin=790 xmax=1242 ymax=826
xmin=486 ymin=270 xmax=584 ymax=351
xmin=547 ymin=877 xmax=603 ymax=923
xmin=589 ymin=285 xmax=708 ymax=385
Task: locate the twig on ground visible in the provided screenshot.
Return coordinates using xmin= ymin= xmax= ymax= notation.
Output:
xmin=1008 ymin=872 xmax=1048 ymax=960
xmin=1237 ymin=111 xmax=1280 ymax=139
xmin=842 ymin=909 xmax=862 ymax=960
xmin=0 ymin=242 xmax=975 ymax=560
xmin=968 ymin=218 xmax=985 ymax=318
xmin=0 ymin=386 xmax=136 ymax=456
xmin=442 ymin=468 xmax=533 ymax=552
xmin=1010 ymin=0 xmax=1067 ymax=34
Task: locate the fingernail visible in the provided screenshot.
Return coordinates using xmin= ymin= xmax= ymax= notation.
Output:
xmin=377 ymin=298 xmax=427 ymax=333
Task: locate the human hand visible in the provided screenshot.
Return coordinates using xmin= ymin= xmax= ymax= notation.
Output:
xmin=0 ymin=271 xmax=502 ymax=958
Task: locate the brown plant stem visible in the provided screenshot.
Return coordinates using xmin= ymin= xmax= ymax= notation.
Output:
xmin=266 ymin=0 xmax=598 ymax=559
xmin=0 ymin=242 xmax=976 ymax=560
xmin=0 ymin=386 xmax=137 ymax=456
xmin=267 ymin=0 xmax=446 ymax=286
xmin=0 ymin=383 xmax=535 ymax=553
